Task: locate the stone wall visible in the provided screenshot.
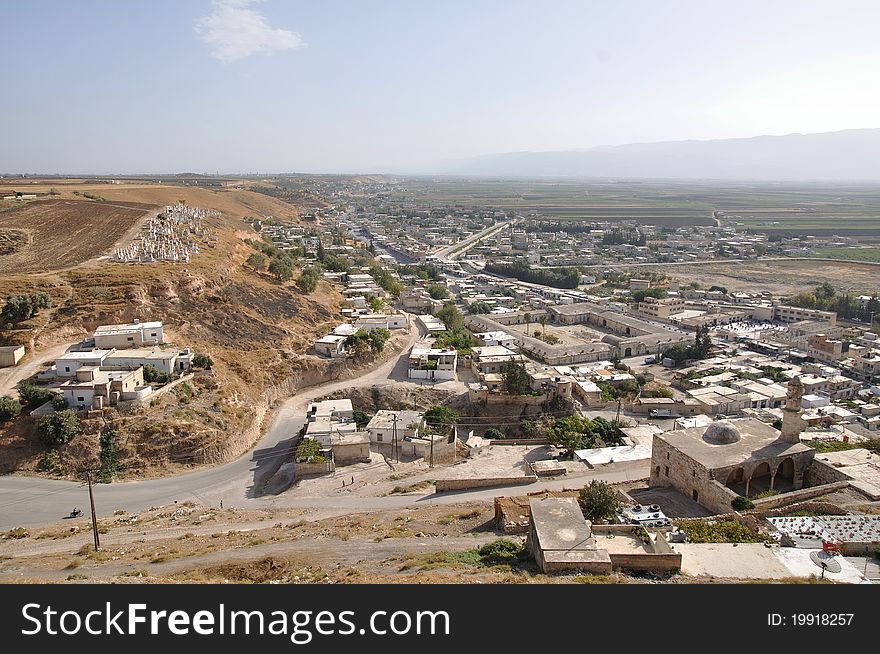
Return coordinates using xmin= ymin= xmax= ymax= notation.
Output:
xmin=803 ymin=459 xmax=852 ymax=487
xmin=435 ymin=474 xmax=537 ymax=493
xmin=751 ymin=481 xmax=851 ymax=510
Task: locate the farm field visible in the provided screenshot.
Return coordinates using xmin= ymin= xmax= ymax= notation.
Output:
xmin=634 ymin=259 xmax=880 ymax=296
xmin=810 ymin=247 xmax=880 ymax=263
xmin=0 ymin=199 xmax=156 ymax=273
xmin=387 ymin=177 xmax=880 ymax=234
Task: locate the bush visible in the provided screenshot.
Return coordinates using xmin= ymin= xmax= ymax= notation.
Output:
xmin=484 ymin=428 xmax=504 ymax=440
xmin=352 ymin=410 xmax=371 ymax=430
xmin=246 ymin=252 xmax=266 ymax=271
xmin=476 ymin=539 xmax=525 ymax=565
xmin=191 ymin=353 xmax=213 ymax=370
xmin=18 ymin=382 xmax=53 ymax=408
xmin=37 ymin=410 xmax=82 ymax=449
xmin=296 ymin=267 xmax=321 ymax=293
xmin=0 ymin=395 xmax=21 ymax=421
xmin=676 ymin=519 xmax=771 ymax=544
xmin=731 ymin=496 xmax=754 ymax=511
xmin=578 ymin=480 xmax=621 ymax=523
xmin=51 ymin=395 xmax=69 ymax=411
xmin=143 ymin=364 xmax=174 ymax=384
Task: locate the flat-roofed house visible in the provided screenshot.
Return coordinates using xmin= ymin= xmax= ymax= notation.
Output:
xmin=93 ymin=320 xmax=164 ymax=349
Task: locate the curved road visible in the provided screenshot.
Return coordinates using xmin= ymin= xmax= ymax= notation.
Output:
xmin=0 ymin=318 xmax=429 ymax=529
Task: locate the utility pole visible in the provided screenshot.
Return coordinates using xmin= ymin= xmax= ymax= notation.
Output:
xmin=82 ymin=469 xmax=100 ymax=551
xmin=392 ymin=413 xmax=399 ymax=464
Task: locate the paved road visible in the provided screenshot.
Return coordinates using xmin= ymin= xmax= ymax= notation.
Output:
xmin=0 ymin=318 xmax=428 ymax=529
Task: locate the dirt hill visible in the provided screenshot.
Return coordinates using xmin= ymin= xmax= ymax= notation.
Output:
xmin=0 ymin=183 xmax=357 ymax=478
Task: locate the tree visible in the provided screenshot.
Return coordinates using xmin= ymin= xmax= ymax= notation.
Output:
xmin=731 ymin=496 xmax=754 ymax=511
xmin=191 ymin=352 xmax=213 ymax=369
xmin=98 ymin=424 xmax=118 ymax=483
xmin=37 ymin=410 xmax=82 ymax=449
xmin=352 ymin=410 xmax=371 ymax=430
xmin=0 ymin=395 xmax=21 ymax=421
xmin=296 ymin=267 xmax=320 ymax=293
xmin=51 ymin=395 xmax=69 ymax=411
xmin=427 ymin=284 xmax=450 ymax=300
xmin=1 ymin=292 xmax=52 ymax=324
xmin=484 ymin=428 xmax=504 ymax=440
xmin=468 ymin=301 xmax=492 ymax=315
xmin=246 ymin=252 xmax=266 ymax=271
xmin=539 ymin=314 xmax=548 ymax=339
xmin=578 ymin=480 xmax=621 ymax=523
xmin=523 ymin=312 xmax=531 ymax=336
xmin=17 ymin=381 xmax=53 ymax=408
xmin=501 ymin=361 xmax=531 ymax=395
xmin=268 ymin=257 xmax=294 ymax=282
xmin=143 ymin=364 xmax=174 ymax=384
xmin=424 ymin=405 xmax=459 ymax=434
xmin=547 ymin=415 xmax=596 ymax=457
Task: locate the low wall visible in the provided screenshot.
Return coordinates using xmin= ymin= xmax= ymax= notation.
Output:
xmin=295 ymin=460 xmax=335 ymax=477
xmin=752 ymin=481 xmax=851 ymax=510
xmin=489 ymin=438 xmax=550 ymax=446
xmin=435 ymin=474 xmax=537 ymax=493
xmin=804 ymin=459 xmax=853 ymax=487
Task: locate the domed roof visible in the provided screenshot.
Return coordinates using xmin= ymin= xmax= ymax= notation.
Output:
xmin=703 ymin=420 xmax=742 ymax=444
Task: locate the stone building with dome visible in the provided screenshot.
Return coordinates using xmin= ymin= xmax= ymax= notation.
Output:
xmin=648 ymin=377 xmax=817 ymax=514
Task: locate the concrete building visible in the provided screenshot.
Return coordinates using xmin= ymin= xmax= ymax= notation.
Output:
xmin=526 ymin=497 xmax=613 ymax=574
xmin=365 ymin=409 xmax=423 ymax=445
xmin=60 ymin=366 xmax=151 ymax=410
xmin=314 ymin=334 xmax=348 ymax=358
xmin=93 ymin=320 xmax=164 ymax=349
xmin=329 ymin=431 xmax=371 ymax=465
xmin=407 ymin=343 xmax=458 ymax=381
xmin=471 ymin=345 xmax=523 ymax=376
xmin=631 ymin=295 xmax=686 ymax=320
xmin=0 ymin=345 xmax=25 ymax=367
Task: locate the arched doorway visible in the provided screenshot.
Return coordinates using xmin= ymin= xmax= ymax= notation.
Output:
xmin=774 ymin=458 xmax=795 ymax=492
xmin=748 ymin=462 xmax=772 ymax=497
xmin=725 ymin=467 xmax=746 ymax=496
xmin=624 ymin=347 xmax=632 ymax=357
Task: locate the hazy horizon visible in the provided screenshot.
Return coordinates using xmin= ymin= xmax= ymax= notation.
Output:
xmin=3 ymin=0 xmax=880 ymax=174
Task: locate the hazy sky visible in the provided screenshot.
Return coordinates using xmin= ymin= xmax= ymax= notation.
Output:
xmin=3 ymin=0 xmax=879 ymax=173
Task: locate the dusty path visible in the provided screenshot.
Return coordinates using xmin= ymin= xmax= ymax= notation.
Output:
xmin=0 ymin=341 xmax=71 ymax=397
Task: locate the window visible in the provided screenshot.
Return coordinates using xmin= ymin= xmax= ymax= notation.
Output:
xmin=692 ymin=489 xmax=699 ymax=502
xmin=65 ymin=367 xmax=70 ymax=372
xmin=127 ymin=337 xmax=134 ymax=342
xmin=376 ymin=434 xmax=383 ymax=442
xmin=664 ymin=466 xmax=669 ymax=476
xmin=77 ymin=396 xmax=85 ymax=402
xmin=693 ymin=470 xmax=697 ymax=477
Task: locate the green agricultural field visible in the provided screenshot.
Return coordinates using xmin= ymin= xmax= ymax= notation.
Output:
xmin=382 ymin=177 xmax=880 ymax=234
xmin=810 ymin=247 xmax=880 ymax=263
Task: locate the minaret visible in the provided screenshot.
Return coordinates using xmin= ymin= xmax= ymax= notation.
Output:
xmin=780 ymin=376 xmax=806 ymax=444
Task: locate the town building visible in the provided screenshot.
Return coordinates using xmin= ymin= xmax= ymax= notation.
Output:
xmin=0 ymin=345 xmax=26 ymax=367
xmin=93 ymin=320 xmax=164 ymax=349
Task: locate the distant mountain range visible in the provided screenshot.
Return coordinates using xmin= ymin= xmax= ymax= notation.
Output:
xmin=426 ymin=128 xmax=880 ymax=181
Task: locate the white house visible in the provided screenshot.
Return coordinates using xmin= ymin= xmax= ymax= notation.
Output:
xmin=93 ymin=320 xmax=164 ymax=349
xmin=314 ymin=334 xmax=348 ymax=358
xmin=365 ymin=409 xmax=423 ymax=445
xmin=407 ymin=344 xmax=458 ymax=381
xmin=61 ymin=366 xmax=152 ymax=410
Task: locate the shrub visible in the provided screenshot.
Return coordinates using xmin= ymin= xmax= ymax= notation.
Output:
xmin=0 ymin=395 xmax=21 ymax=421
xmin=484 ymin=428 xmax=504 ymax=440
xmin=295 ymin=438 xmax=323 ymax=463
xmin=51 ymin=395 xmax=69 ymax=411
xmin=476 ymin=539 xmax=525 ymax=565
xmin=191 ymin=353 xmax=213 ymax=370
xmin=143 ymin=364 xmax=174 ymax=384
xmin=18 ymin=382 xmax=53 ymax=408
xmin=731 ymin=496 xmax=754 ymax=511
xmin=37 ymin=410 xmax=82 ymax=449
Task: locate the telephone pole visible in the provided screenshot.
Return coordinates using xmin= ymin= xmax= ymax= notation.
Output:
xmin=81 ymin=469 xmax=100 ymax=551
xmin=391 ymin=413 xmax=399 ymax=464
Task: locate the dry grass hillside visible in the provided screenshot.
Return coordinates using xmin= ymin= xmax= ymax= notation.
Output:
xmin=0 ymin=183 xmax=362 ymax=477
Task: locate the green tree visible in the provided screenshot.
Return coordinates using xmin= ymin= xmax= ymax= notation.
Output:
xmin=484 ymin=428 xmax=504 ymax=440
xmin=424 ymin=405 xmax=459 ymax=434
xmin=501 ymin=361 xmax=531 ymax=395
xmin=468 ymin=301 xmax=492 ymax=314
xmin=523 ymin=312 xmax=531 ymax=336
xmin=98 ymin=424 xmax=118 ymax=483
xmin=17 ymin=382 xmax=53 ymax=408
xmin=296 ymin=267 xmax=320 ymax=293
xmin=578 ymin=480 xmax=621 ymax=523
xmin=191 ymin=353 xmax=213 ymax=369
xmin=427 ymin=284 xmax=450 ymax=300
xmin=37 ymin=410 xmax=82 ymax=449
xmin=268 ymin=257 xmax=294 ymax=282
xmin=246 ymin=252 xmax=266 ymax=271
xmin=547 ymin=415 xmax=597 ymax=457
xmin=352 ymin=410 xmax=371 ymax=430
xmin=538 ymin=314 xmax=548 ymax=339
xmin=0 ymin=395 xmax=21 ymax=421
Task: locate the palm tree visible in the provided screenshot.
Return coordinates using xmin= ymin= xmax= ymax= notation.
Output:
xmin=539 ymin=315 xmax=548 ymax=341
xmin=524 ymin=312 xmax=531 ymax=337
